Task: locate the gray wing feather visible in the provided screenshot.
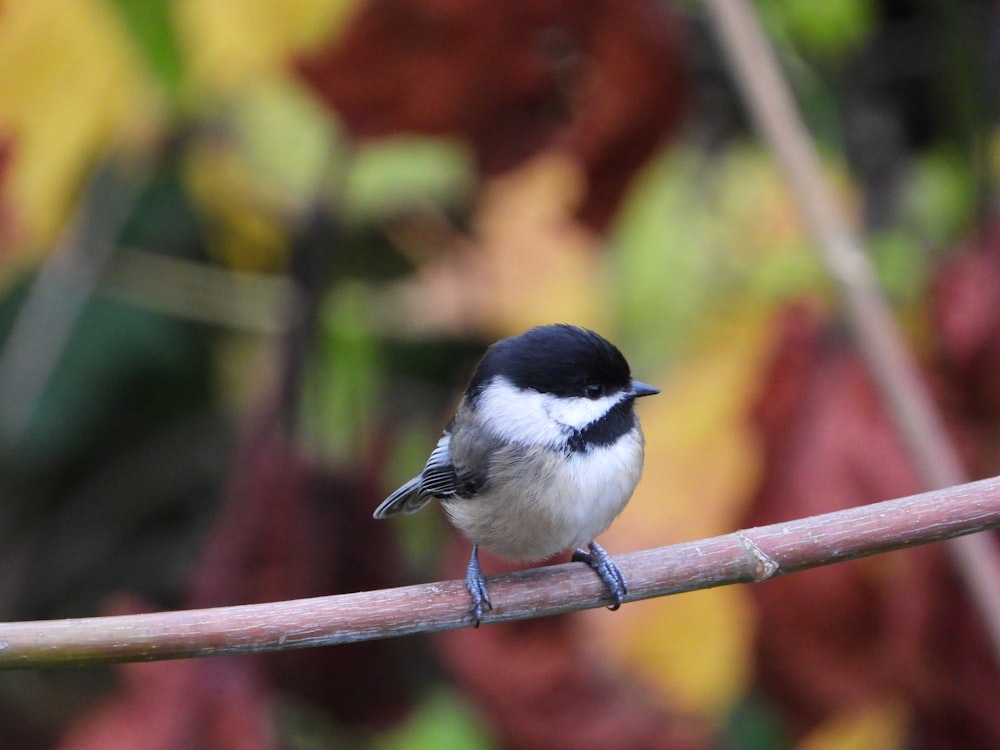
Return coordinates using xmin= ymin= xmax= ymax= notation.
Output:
xmin=373 ymin=435 xmax=458 ymax=518
xmin=418 ymin=439 xmax=458 ymax=495
xmin=372 ymin=475 xmax=423 ymax=518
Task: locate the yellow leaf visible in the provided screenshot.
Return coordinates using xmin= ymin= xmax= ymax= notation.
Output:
xmin=582 ymin=310 xmax=775 ymax=717
xmin=183 ymin=136 xmax=290 ymax=272
xmin=390 ymin=152 xmax=612 ymax=337
xmin=176 ymin=0 xmax=362 ymax=95
xmin=799 ymin=702 xmax=910 ymax=750
xmin=0 ymin=0 xmax=158 ymax=252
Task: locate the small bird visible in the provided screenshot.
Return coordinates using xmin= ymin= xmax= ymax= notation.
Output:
xmin=374 ymin=324 xmax=658 ymax=625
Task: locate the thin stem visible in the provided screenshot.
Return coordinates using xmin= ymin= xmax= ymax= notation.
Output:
xmin=100 ymin=250 xmax=294 ymax=334
xmin=704 ymin=0 xmax=1000 ymax=663
xmin=0 ymin=158 xmax=147 ymax=448
xmin=0 ymin=474 xmax=998 ymax=669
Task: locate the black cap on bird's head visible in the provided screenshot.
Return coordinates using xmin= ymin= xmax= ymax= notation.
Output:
xmin=466 ymin=324 xmax=658 ymax=402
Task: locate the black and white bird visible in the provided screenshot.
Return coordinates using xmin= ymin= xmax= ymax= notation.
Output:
xmin=374 ymin=324 xmax=658 ymax=625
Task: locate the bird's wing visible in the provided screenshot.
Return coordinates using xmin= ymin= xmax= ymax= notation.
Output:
xmin=372 ymin=475 xmax=423 ymax=518
xmin=373 ymin=413 xmax=506 ymax=518
xmin=444 ymin=419 xmax=502 ymax=499
xmin=418 ymin=437 xmax=460 ymax=496
xmin=373 ymin=435 xmax=458 ymax=518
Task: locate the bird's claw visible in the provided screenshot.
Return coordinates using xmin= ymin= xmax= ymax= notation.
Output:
xmin=573 ymin=541 xmax=627 ymax=610
xmin=465 ymin=545 xmax=493 ymax=627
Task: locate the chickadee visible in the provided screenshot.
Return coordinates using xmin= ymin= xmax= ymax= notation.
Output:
xmin=374 ymin=324 xmax=658 ymax=625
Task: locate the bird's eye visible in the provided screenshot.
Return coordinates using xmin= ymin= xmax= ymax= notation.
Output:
xmin=584 ymin=384 xmax=605 ymax=399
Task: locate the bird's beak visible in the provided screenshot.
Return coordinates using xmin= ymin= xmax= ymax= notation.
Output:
xmin=630 ymin=380 xmax=660 ymax=398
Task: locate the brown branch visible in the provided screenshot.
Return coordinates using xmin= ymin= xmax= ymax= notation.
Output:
xmin=1 ymin=475 xmax=999 ymax=670
xmin=704 ymin=0 xmax=1000 ymax=661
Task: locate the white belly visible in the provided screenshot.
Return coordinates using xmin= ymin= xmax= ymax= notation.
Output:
xmin=442 ymin=430 xmax=645 ymax=561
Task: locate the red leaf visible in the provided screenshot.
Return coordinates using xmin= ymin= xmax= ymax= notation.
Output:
xmin=187 ymin=420 xmax=414 ymax=728
xmin=295 ymin=0 xmax=687 ymax=231
xmin=932 ymin=224 xmax=1000 ymax=421
xmin=56 ymin=597 xmax=272 ymax=750
xmin=745 ymin=300 xmax=1000 ymax=746
xmin=0 ymin=135 xmax=20 ymax=254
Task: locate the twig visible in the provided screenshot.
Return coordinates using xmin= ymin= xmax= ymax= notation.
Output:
xmin=0 ymin=158 xmax=147 ymax=448
xmin=1 ymin=474 xmax=998 ymax=670
xmin=101 ymin=250 xmax=294 ymax=334
xmin=704 ymin=0 xmax=1000 ymax=662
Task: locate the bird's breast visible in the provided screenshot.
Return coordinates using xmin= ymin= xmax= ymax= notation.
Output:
xmin=442 ymin=429 xmax=645 ymax=561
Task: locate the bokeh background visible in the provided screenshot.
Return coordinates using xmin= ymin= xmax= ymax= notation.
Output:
xmin=0 ymin=0 xmax=999 ymax=748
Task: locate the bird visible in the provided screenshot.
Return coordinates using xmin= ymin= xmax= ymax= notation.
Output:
xmin=373 ymin=323 xmax=658 ymax=625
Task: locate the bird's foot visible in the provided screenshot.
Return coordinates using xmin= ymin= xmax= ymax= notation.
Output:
xmin=465 ymin=545 xmax=493 ymax=627
xmin=572 ymin=540 xmax=627 ymax=610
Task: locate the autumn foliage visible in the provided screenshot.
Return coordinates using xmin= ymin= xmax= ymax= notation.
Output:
xmin=1 ymin=1 xmax=999 ymax=749
xmin=744 ymin=230 xmax=1000 ymax=748
xmin=296 ymin=0 xmax=687 ymax=230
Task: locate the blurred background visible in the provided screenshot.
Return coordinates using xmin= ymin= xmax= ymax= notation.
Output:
xmin=0 ymin=0 xmax=999 ymax=748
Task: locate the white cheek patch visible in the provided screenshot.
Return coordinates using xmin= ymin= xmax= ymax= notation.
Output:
xmin=475 ymin=378 xmax=564 ymax=446
xmin=475 ymin=376 xmax=625 ymax=447
xmin=544 ymin=390 xmax=622 ymax=431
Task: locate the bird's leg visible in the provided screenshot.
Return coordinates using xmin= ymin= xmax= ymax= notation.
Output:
xmin=464 ymin=544 xmax=493 ymax=626
xmin=572 ymin=540 xmax=627 ymax=610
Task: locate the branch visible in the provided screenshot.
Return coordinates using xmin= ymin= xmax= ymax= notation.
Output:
xmin=704 ymin=0 xmax=1000 ymax=661
xmin=2 ymin=475 xmax=999 ymax=670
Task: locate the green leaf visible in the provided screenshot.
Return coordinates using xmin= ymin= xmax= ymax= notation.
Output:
xmin=758 ymin=0 xmax=875 ymax=62
xmin=109 ymin=0 xmax=185 ymax=101
xmin=376 ymin=689 xmax=494 ymax=750
xmin=342 ymin=137 xmax=475 ymax=222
